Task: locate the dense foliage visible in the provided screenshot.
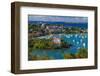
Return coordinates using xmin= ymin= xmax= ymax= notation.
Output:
xmin=28 ymin=38 xmax=71 ymax=50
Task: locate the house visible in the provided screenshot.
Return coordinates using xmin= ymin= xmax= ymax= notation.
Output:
xmin=45 ymin=25 xmax=63 ymax=34
xmin=52 ymin=37 xmax=61 ymax=45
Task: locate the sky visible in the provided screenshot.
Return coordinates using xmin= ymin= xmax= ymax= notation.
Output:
xmin=28 ymin=15 xmax=88 ymax=23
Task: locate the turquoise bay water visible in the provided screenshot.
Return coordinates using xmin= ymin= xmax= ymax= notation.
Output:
xmin=30 ymin=33 xmax=88 ymax=59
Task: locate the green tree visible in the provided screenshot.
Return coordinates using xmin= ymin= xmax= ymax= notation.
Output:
xmin=76 ymin=48 xmax=88 ymax=58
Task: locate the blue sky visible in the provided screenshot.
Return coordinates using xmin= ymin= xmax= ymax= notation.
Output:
xmin=28 ymin=15 xmax=88 ymax=23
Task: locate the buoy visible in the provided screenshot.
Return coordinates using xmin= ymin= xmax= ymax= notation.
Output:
xmin=80 ymin=39 xmax=82 ymax=43
xmin=75 ymin=34 xmax=78 ymax=37
xmin=73 ymin=40 xmax=75 ymax=43
xmin=83 ymin=43 xmax=85 ymax=47
xmin=77 ymin=41 xmax=79 ymax=44
xmin=82 ymin=36 xmax=84 ymax=39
